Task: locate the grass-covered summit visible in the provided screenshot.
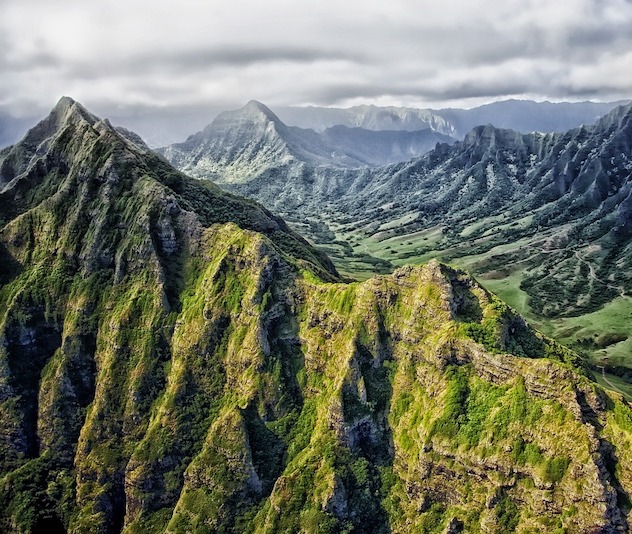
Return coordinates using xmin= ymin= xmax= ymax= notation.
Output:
xmin=0 ymin=98 xmax=631 ymax=533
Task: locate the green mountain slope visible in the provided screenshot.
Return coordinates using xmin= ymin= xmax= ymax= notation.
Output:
xmin=323 ymin=103 xmax=632 ymax=373
xmin=1 ymin=99 xmax=632 ymax=533
xmin=166 ymin=101 xmax=632 ymax=374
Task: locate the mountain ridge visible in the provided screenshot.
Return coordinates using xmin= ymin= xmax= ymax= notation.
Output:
xmin=275 ymin=99 xmax=630 ymax=138
xmin=2 ymin=98 xmax=632 ymax=532
xmin=157 ymin=100 xmax=455 ymax=182
xmin=161 ymin=99 xmax=632 ymax=367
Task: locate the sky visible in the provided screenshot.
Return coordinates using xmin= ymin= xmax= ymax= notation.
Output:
xmin=2 ymin=0 xmax=632 ymax=121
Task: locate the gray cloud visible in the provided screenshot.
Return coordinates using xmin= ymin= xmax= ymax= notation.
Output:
xmin=46 ymin=46 xmax=369 ymax=81
xmin=0 ymin=0 xmax=631 ymax=120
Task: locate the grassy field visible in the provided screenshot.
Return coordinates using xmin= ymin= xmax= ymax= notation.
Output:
xmin=452 ymin=258 xmax=632 ymax=371
xmin=459 ymin=214 xmax=505 ymax=237
xmin=545 ymin=297 xmax=632 ymax=367
xmin=592 ymin=370 xmax=632 ymax=401
xmin=325 ymin=221 xmax=446 ymax=279
xmin=376 ymin=211 xmax=419 ymax=231
xmin=476 ymin=270 xmax=533 ymax=319
xmin=479 ymin=272 xmax=632 ymax=365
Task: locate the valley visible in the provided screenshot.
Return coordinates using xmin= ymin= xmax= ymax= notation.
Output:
xmin=318 ymin=211 xmax=632 ymax=398
xmin=324 ymin=205 xmax=632 ymax=366
xmin=158 ymin=99 xmax=632 ymax=396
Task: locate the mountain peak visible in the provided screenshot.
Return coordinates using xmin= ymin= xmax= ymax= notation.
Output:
xmin=243 ymin=99 xmax=272 ymax=113
xmin=53 ymin=95 xmax=78 ymax=112
xmin=463 ymin=123 xmax=499 ymax=146
xmin=462 ymin=123 xmax=528 ymax=150
xmin=206 ymin=100 xmax=284 ymax=131
xmin=50 ymin=96 xmax=97 ymax=125
xmin=18 ymin=96 xmax=99 ymax=151
xmin=232 ymin=99 xmax=282 ymax=124
xmin=595 ymin=100 xmax=632 ymax=131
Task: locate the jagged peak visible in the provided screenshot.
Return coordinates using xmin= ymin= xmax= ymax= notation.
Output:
xmin=20 ymin=97 xmax=153 ymax=157
xmin=20 ymin=96 xmax=100 ymax=149
xmin=243 ymin=99 xmax=275 ymax=115
xmin=52 ymin=95 xmax=77 ymax=113
xmin=50 ymin=96 xmax=98 ymax=126
xmin=0 ymin=99 xmax=152 ymax=189
xmin=462 ymin=123 xmax=524 ymax=148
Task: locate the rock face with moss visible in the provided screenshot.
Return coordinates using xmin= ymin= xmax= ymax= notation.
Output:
xmin=1 ymin=98 xmax=632 ymax=533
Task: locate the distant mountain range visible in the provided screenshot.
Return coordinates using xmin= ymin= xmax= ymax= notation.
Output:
xmin=327 ymin=102 xmax=632 ymax=316
xmin=274 ymin=99 xmax=629 ymax=138
xmin=2 ymin=99 xmax=626 ymax=150
xmin=157 ymin=100 xmax=454 ymax=176
xmin=159 ymin=98 xmax=632 ymax=333
xmin=274 ymin=104 xmax=457 ymax=136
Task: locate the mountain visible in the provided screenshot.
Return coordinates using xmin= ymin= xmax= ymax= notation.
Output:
xmin=0 ymin=97 xmax=334 ymax=278
xmin=274 ymin=104 xmax=457 ymax=136
xmin=164 ymin=100 xmax=632 ymax=374
xmin=197 ymin=101 xmax=632 ymax=320
xmin=274 ymin=99 xmax=627 ymax=139
xmin=158 ymin=100 xmax=352 ymax=183
xmin=157 ymin=100 xmax=454 ymax=181
xmin=2 ymin=98 xmax=632 ymax=532
xmin=437 ymin=99 xmax=631 ymax=139
xmin=328 ymin=102 xmax=632 ymax=316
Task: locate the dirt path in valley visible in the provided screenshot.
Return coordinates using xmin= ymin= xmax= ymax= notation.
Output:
xmin=574 ymin=250 xmax=628 ymax=299
xmin=598 ymin=366 xmax=629 ymax=397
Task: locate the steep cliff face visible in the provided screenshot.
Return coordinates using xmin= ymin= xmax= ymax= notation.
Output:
xmin=1 ymin=99 xmax=632 ymax=533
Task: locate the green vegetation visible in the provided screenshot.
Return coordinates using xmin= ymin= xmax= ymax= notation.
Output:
xmin=318 ymin=214 xmax=632 ymax=395
xmin=428 ymin=366 xmax=470 ymax=441
xmin=496 ymin=493 xmax=520 ymax=532
xmin=2 ymin=99 xmax=632 ymax=533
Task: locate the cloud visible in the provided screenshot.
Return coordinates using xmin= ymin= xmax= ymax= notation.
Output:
xmin=55 ymin=46 xmax=367 ymax=82
xmin=1 ymin=0 xmax=631 ymax=119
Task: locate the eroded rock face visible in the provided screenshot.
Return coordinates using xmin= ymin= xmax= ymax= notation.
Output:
xmin=1 ymin=98 xmax=632 ymax=534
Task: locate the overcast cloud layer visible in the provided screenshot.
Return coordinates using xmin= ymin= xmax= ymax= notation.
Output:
xmin=2 ymin=0 xmax=632 ymax=119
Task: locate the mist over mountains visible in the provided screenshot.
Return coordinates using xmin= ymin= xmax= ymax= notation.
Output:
xmin=274 ymin=99 xmax=628 ymax=138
